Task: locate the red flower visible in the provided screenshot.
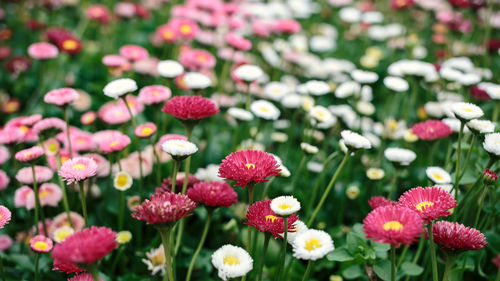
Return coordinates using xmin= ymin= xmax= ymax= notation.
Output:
xmin=470 ymin=85 xmax=491 ymax=101
xmin=245 ymin=200 xmax=298 ymax=238
xmin=412 ymin=120 xmax=452 ymax=141
xmin=132 ymin=192 xmax=197 ymax=225
xmin=187 ymin=181 xmax=238 ymax=207
xmin=155 ymin=174 xmax=201 ymax=193
xmin=162 ymin=96 xmax=219 ymax=121
xmin=398 ymin=187 xmax=456 ymax=224
xmin=68 ymin=273 xmax=102 ymax=281
xmin=52 ymin=258 xmax=84 ymax=274
xmin=368 ymin=196 xmax=396 ymax=209
xmin=484 ymin=168 xmax=498 ymax=184
xmin=492 ymin=253 xmax=500 ymax=268
xmin=51 ymin=226 xmax=117 ymax=266
xmin=363 ymin=205 xmax=423 ymax=246
xmin=218 ymin=150 xmax=281 ymax=188
xmin=431 ymin=221 xmax=487 ymax=251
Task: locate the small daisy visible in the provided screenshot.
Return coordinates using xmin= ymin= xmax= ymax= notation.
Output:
xmin=305 ymin=80 xmax=331 ymax=96
xmin=426 ymin=167 xmax=452 ymax=184
xmin=0 ymin=206 xmax=11 ymax=228
xmin=103 ymin=78 xmax=138 ymax=99
xmin=467 ymin=119 xmax=495 ymax=134
xmin=142 ymin=245 xmax=166 ymax=276
xmin=227 ymin=107 xmax=254 ymax=122
xmin=366 ymin=168 xmax=385 ymax=180
xmin=300 ymin=142 xmax=319 ymax=154
xmin=53 ymin=226 xmax=75 ymax=243
xmin=138 ymin=85 xmax=171 ymax=106
xmin=270 ymin=195 xmax=301 ymax=217
xmin=211 ymin=244 xmax=253 ymax=281
xmin=264 ymin=82 xmax=291 ymax=101
xmin=15 ymin=146 xmax=44 ymax=163
xmin=233 ymin=64 xmax=264 ymax=82
xmin=157 ymin=60 xmax=184 ymax=78
xmin=292 ymin=229 xmax=334 ymax=260
xmin=383 ymin=76 xmax=409 ymax=92
xmin=135 ymin=122 xmax=157 ymax=139
xmin=346 ymin=185 xmax=360 ymax=199
xmin=250 ymin=100 xmax=281 ymax=120
xmin=44 ymin=88 xmax=80 ymax=107
xmin=281 ymin=220 xmax=308 ymax=244
xmin=384 ymin=147 xmax=416 ymax=166
xmin=451 ymin=102 xmax=484 ymax=120
xmin=115 ymin=231 xmax=132 ymax=244
xmin=58 ymin=157 xmax=98 ymax=184
xmin=113 ymin=171 xmax=133 ymax=191
xmin=341 ymin=130 xmax=372 ymax=150
xmin=30 ymin=235 xmax=53 ymax=253
xmin=161 ymin=139 xmax=198 ymax=160
xmin=309 ymin=105 xmax=335 ymax=126
xmin=398 ymin=186 xmax=456 ymax=223
xmin=183 ymin=72 xmax=212 ymax=89
xmin=483 ymin=133 xmax=500 ymax=157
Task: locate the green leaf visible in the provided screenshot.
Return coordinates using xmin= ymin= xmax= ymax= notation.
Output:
xmin=346 ymin=232 xmax=366 ymax=253
xmin=401 ymin=262 xmax=423 ymax=276
xmin=373 ymin=260 xmax=391 ymax=281
xmin=342 ymin=265 xmax=363 ymax=280
xmin=327 ymin=248 xmax=354 ymax=262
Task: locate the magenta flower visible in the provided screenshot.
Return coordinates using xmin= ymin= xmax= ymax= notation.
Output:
xmin=58 ymin=157 xmax=97 ymax=184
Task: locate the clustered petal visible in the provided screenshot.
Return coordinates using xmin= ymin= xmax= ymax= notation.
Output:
xmin=132 ymin=192 xmax=197 ymax=225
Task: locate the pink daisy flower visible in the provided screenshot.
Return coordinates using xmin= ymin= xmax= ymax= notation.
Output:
xmin=14 ymin=186 xmax=33 ymax=208
xmin=70 ymin=131 xmax=95 ymax=152
xmin=187 ymin=181 xmax=238 ymax=207
xmin=492 ymin=254 xmax=500 ymax=268
xmin=82 ymin=153 xmax=110 ymax=178
xmin=116 ymin=151 xmax=153 ymax=179
xmin=26 ymin=183 xmax=62 ymax=209
xmin=68 ymin=273 xmax=102 ymax=281
xmin=14 ymin=146 xmax=44 ymax=162
xmin=99 ymin=134 xmax=131 ymax=154
xmin=28 ymin=42 xmax=59 ymax=60
xmin=272 ymin=19 xmax=301 ymax=34
xmin=80 ymin=111 xmax=97 ymax=125
xmin=218 ymin=149 xmax=281 ymax=188
xmin=162 ymin=96 xmax=219 ymax=121
xmin=92 ymin=130 xmax=123 ymax=146
xmin=32 ymin=117 xmax=66 ymax=136
xmin=53 ymin=258 xmax=84 ymax=274
xmin=398 ymin=186 xmax=457 ymax=223
xmin=0 ymin=206 xmax=11 ymax=228
xmin=137 ymin=85 xmax=171 ymax=105
xmin=179 ymin=48 xmax=216 ymax=70
xmin=102 ymin=55 xmax=128 ymax=68
xmin=0 ymin=126 xmax=24 ymax=145
xmin=155 ymin=174 xmax=201 ymax=193
xmin=59 ymin=157 xmax=97 ymax=184
xmin=156 ymin=24 xmax=178 ymax=43
xmin=170 ymin=18 xmax=199 ymax=39
xmin=245 ymin=200 xmax=298 ymax=238
xmin=86 ymin=4 xmax=111 ymax=24
xmin=135 ymin=122 xmax=157 ymax=139
xmin=368 ymin=196 xmax=396 ymax=209
xmin=0 ymin=146 xmax=10 ymax=165
xmin=50 ymin=211 xmax=85 ymax=234
xmin=30 ymin=235 xmax=53 ymax=253
xmin=98 ymin=102 xmax=131 ymax=125
xmin=431 ymin=221 xmax=487 ymax=251
xmin=225 ymin=33 xmax=252 ymax=51
xmin=0 ymin=235 xmax=13 ymax=251
xmin=0 ymin=170 xmax=9 ymax=190
xmin=363 ymin=205 xmax=423 ymax=246
xmin=51 ymin=226 xmax=118 ymax=266
xmin=44 ymin=88 xmax=80 ymax=107
xmin=412 ymin=120 xmax=453 ymax=141
xmin=132 ymin=192 xmax=197 ymax=225
xmin=119 ymin=45 xmax=149 ymax=61
xmin=15 ymin=166 xmax=54 ymax=184
xmin=47 ymin=150 xmax=72 ymax=171
xmin=6 ymin=114 xmax=42 ymax=127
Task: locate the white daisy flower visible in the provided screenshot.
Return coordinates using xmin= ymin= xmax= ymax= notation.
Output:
xmin=195 ymin=164 xmax=224 ymax=182
xmin=103 ymin=78 xmax=138 ymax=99
xmin=53 ymin=226 xmax=75 ymax=243
xmin=305 ymin=80 xmax=331 ymax=96
xmin=250 ymin=100 xmax=281 ymax=120
xmin=310 ymin=105 xmax=335 ymax=125
xmin=383 ymin=76 xmax=409 ymax=92
xmin=161 ymin=139 xmax=198 ymax=159
xmin=142 ymin=245 xmax=166 ymax=276
xmin=270 ymin=195 xmax=301 ymax=216
xmin=233 ymin=64 xmax=264 ymax=82
xmin=281 ymin=93 xmax=302 ymax=108
xmin=281 ymin=220 xmax=308 ymax=245
xmin=227 ymin=107 xmax=253 ymax=121
xmin=483 ymin=133 xmax=500 ymax=156
xmin=211 ymin=245 xmax=253 ymax=281
xmin=443 ymin=118 xmax=470 ymax=133
xmin=466 ymin=119 xmax=495 ymax=134
xmin=292 ymin=229 xmax=334 ymax=260
xmin=451 ymin=102 xmax=484 ymax=120
xmin=184 ymin=72 xmax=211 ymax=89
xmin=426 ymin=167 xmax=451 ymax=184
xmin=366 ymin=168 xmax=385 ymax=180
xmin=307 ymin=161 xmax=324 ymax=173
xmin=300 ymin=142 xmax=319 ymax=154
xmin=264 ymin=82 xmax=292 ymax=101
xmin=351 ymin=69 xmax=378 ymax=84
xmin=157 ymin=60 xmax=184 ymax=78
xmin=113 ymin=171 xmax=133 ymax=191
xmin=346 ymin=185 xmax=360 ymax=199
xmin=384 ymin=147 xmax=416 ymax=166
xmin=341 ymin=130 xmax=372 ymax=150
xmin=335 ymin=81 xmax=360 ymax=99
xmin=356 ymin=101 xmax=375 ymax=116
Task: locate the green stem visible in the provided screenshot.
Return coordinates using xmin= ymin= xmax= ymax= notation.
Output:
xmin=276 ymin=216 xmax=288 ymax=281
xmin=388 ymin=169 xmax=399 ymax=199
xmin=185 ymin=210 xmax=213 ymax=281
xmin=171 ymin=160 xmax=179 ymax=193
xmin=390 ymin=245 xmax=396 ymax=281
xmin=181 ymin=126 xmax=193 ymax=194
xmin=34 ymin=254 xmax=40 ymax=281
xmin=56 ymin=153 xmax=74 ymax=228
xmin=496 ymin=268 xmax=500 ymax=281
xmin=442 ymin=255 xmax=456 ymax=281
xmin=452 ymin=122 xmax=465 ymax=197
xmin=89 ymin=266 xmax=100 ymax=281
xmin=118 ymin=191 xmax=125 ymax=230
xmin=260 ymin=177 xmax=275 ymax=200
xmin=149 ymin=137 xmax=162 ymax=186
xmin=62 ymin=106 xmax=73 ymax=159
xmin=31 ymin=165 xmax=45 ymax=236
xmin=159 ymin=227 xmax=175 ymax=281
xmin=301 ymin=260 xmax=314 ymax=281
xmin=0 ymin=256 xmax=5 ymax=281
xmin=291 ymin=155 xmax=307 ymax=195
xmin=245 ymin=83 xmax=251 ymax=111
xmin=307 ymin=152 xmax=349 ymax=227
xmin=256 ymin=233 xmax=271 ymax=281
xmin=428 ymin=223 xmax=439 ymax=281
xmin=473 ymin=185 xmax=488 ymax=228
xmin=459 ymin=134 xmax=476 ymax=180
xmin=397 ymin=245 xmax=408 ymax=267
xmin=79 ymin=181 xmax=89 ymax=227
xmin=246 ymin=183 xmax=255 ymax=252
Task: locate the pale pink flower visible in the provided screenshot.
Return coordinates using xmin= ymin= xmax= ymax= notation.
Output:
xmin=15 ymin=166 xmax=53 ymax=184
xmin=138 ymin=85 xmax=171 ymax=105
xmin=0 ymin=126 xmax=24 ymax=145
xmin=0 ymin=170 xmax=9 ymax=190
xmin=0 ymin=146 xmax=10 ymax=165
xmin=14 ymin=186 xmax=33 ymax=208
xmin=50 ymin=211 xmax=85 ymax=235
xmin=44 ymin=88 xmax=80 ymax=107
xmin=82 ymin=153 xmax=110 ymax=178
xmin=28 ymin=42 xmax=58 ymax=60
xmin=115 ymin=151 xmax=153 ymax=179
xmin=15 ymin=146 xmax=44 ymax=162
xmin=80 ymin=111 xmax=97 ymax=125
xmin=99 ymin=134 xmax=131 ymax=154
xmin=102 ymin=55 xmax=128 ymax=68
xmin=32 ymin=117 xmax=66 ymax=136
xmin=226 ymin=33 xmax=252 ymax=51
xmin=135 ymin=122 xmax=157 ymax=138
xmin=26 ymin=183 xmax=62 ymax=209
xmin=59 ymin=157 xmax=97 ymax=184
xmin=0 ymin=206 xmax=11 ymax=228
xmin=119 ymin=45 xmax=149 ymax=61
xmin=0 ymin=235 xmax=12 ymax=251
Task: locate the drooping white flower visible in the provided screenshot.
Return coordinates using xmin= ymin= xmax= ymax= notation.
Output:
xmin=161 ymin=139 xmax=198 ymax=158
xmin=250 ymin=100 xmax=280 ymax=120
xmin=270 ymin=195 xmax=301 ymax=216
xmin=157 ymin=60 xmax=184 ymax=78
xmin=184 ymin=72 xmax=212 ymax=89
xmin=383 ymin=76 xmax=409 ymax=92
xmin=233 ymin=64 xmax=264 ymax=82
xmin=451 ymin=102 xmax=484 ymax=120
xmin=341 ymin=130 xmax=372 ymax=150
xmin=384 ymin=147 xmax=416 ymax=166
xmin=426 ymin=166 xmax=452 ymax=184
xmin=103 ymin=78 xmax=137 ymax=99
xmin=305 ymin=80 xmax=331 ymax=96
xmin=335 ymin=81 xmax=360 ymax=98
xmin=351 ymin=69 xmax=378 ymax=84
xmin=466 ymin=119 xmax=495 ymax=134
xmin=483 ymin=133 xmax=500 ymax=156
xmin=264 ymin=82 xmax=292 ymax=101
xmin=300 ymin=142 xmax=319 ymax=154
xmin=227 ymin=107 xmax=254 ymax=121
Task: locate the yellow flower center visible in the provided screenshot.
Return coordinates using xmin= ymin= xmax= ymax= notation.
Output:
xmin=245 ymin=163 xmax=256 ymax=170
xmin=223 ymin=255 xmax=240 ymax=266
xmin=116 ymin=175 xmax=129 ymax=187
xmin=34 ymin=241 xmax=48 ymax=251
xmin=62 ymin=39 xmax=78 ymax=50
xmin=152 ymin=90 xmax=159 ymax=96
xmin=260 ymin=107 xmax=269 ymax=112
xmin=140 ymin=127 xmax=153 ymax=136
xmin=180 ymin=24 xmax=192 ymax=34
xmin=383 ymin=221 xmax=404 ymax=231
xmin=462 ymin=107 xmax=472 ymax=112
xmin=48 ymin=143 xmax=58 ymax=153
xmin=163 ymin=30 xmax=174 ymax=39
xmin=265 ymin=215 xmax=278 ymax=223
xmin=19 ymin=125 xmax=29 ymax=133
xmin=151 ymin=253 xmax=165 ymax=266
xmin=110 ymin=140 xmax=119 ymax=147
xmin=39 ymin=190 xmax=51 ymax=198
xmin=24 ymin=151 xmax=32 ymax=157
xmin=72 ymin=163 xmax=86 ymax=171
xmin=55 ymin=230 xmax=72 ymax=242
xmin=197 ymin=55 xmax=207 ymax=62
xmin=433 ymin=173 xmax=443 ymax=180
xmin=278 ymin=204 xmax=291 ymax=210
xmin=416 ymin=201 xmax=434 ymax=212
xmin=304 ymin=238 xmax=322 ymax=252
